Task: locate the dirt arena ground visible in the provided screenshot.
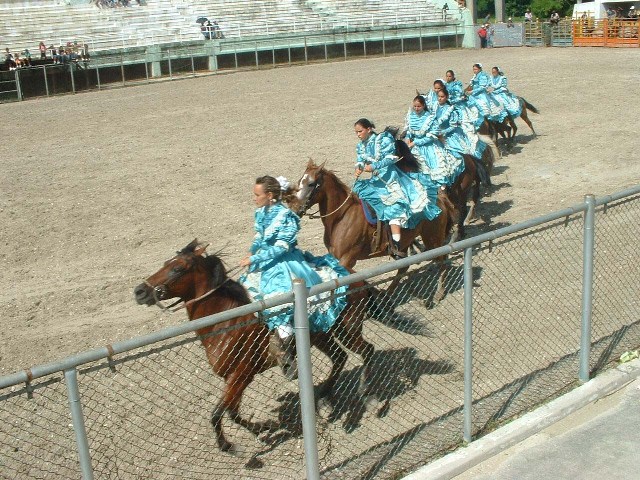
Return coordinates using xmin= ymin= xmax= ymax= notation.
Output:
xmin=0 ymin=46 xmax=638 ymax=377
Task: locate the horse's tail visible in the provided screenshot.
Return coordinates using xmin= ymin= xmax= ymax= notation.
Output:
xmin=521 ymin=97 xmax=540 ymax=114
xmin=473 ymin=156 xmax=492 ymax=188
xmin=478 ymin=133 xmax=499 ymax=177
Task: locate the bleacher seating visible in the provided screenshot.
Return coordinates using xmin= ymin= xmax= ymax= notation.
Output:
xmin=0 ymin=0 xmax=461 ymax=56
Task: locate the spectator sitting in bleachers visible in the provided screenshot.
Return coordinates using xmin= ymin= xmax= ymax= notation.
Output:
xmin=21 ymin=49 xmax=32 ymax=67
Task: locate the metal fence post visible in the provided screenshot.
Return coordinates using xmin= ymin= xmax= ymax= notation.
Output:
xmin=96 ymin=64 xmax=101 ymax=90
xmin=168 ymin=51 xmax=173 ymax=79
xmin=69 ymin=63 xmax=76 ymax=94
xmin=579 ymin=194 xmax=596 ymax=382
xmin=293 ymin=279 xmax=320 ymax=480
xmin=64 ymin=368 xmax=94 ymax=480
xmin=120 ymin=56 xmax=125 ymax=86
xmin=14 ymin=69 xmax=22 ymax=101
xmin=43 ymin=65 xmax=49 ymax=97
xmin=382 ymin=29 xmax=386 ymax=56
xmin=463 ymin=246 xmax=474 ymax=443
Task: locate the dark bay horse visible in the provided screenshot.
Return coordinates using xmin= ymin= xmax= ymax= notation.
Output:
xmin=290 ymin=160 xmax=454 ymax=302
xmin=481 ymin=97 xmax=539 ymax=145
xmin=393 ymin=130 xmax=495 ymax=243
xmin=134 ymin=239 xmax=374 ymax=452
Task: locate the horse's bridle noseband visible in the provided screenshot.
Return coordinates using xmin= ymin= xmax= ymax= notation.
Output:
xmin=297 ymin=174 xmax=322 ymax=217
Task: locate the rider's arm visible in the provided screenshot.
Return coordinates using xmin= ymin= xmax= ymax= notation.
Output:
xmin=371 ymin=132 xmax=398 ymax=170
xmin=249 ymin=209 xmax=298 ymax=266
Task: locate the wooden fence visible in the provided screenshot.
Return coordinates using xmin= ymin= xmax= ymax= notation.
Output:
xmin=573 ymin=18 xmax=640 ymax=47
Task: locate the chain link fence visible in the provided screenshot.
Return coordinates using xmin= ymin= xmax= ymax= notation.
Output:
xmin=1 ymin=187 xmax=639 ymax=479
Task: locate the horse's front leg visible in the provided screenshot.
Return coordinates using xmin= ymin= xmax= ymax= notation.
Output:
xmin=224 ymin=371 xmax=280 ymax=435
xmin=211 ymin=402 xmax=233 ymax=452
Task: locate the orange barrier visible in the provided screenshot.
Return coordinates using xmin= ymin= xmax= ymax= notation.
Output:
xmin=573 ymin=19 xmax=640 ymax=47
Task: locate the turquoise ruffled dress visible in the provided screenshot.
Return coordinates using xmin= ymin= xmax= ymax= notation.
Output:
xmin=422 ymin=89 xmax=439 ymax=111
xmin=404 ymin=109 xmax=465 ymax=188
xmin=467 ymin=71 xmax=507 ymax=123
xmin=445 ymin=80 xmax=465 ymax=105
xmin=352 ymin=130 xmax=441 ymax=228
xmin=488 ymin=75 xmax=522 ymax=118
xmin=239 ymin=203 xmax=349 ymax=333
xmin=434 ymin=103 xmax=487 ymax=159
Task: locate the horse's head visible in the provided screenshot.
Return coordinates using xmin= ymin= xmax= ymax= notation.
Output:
xmin=292 ymin=159 xmax=326 ymax=216
xmin=134 ymin=239 xmax=226 ymax=308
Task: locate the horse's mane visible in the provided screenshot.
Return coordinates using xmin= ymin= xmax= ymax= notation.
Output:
xmin=179 ymin=241 xmax=252 ymax=305
xmin=315 ymin=164 xmax=352 ymax=195
xmin=201 ymin=254 xmax=252 ymax=305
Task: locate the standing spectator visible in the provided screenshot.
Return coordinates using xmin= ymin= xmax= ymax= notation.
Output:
xmin=212 ymin=20 xmax=223 ymax=39
xmin=39 ymin=41 xmax=47 ymax=60
xmin=628 ymin=6 xmax=636 ymax=18
xmin=550 ymin=11 xmax=560 ymax=25
xmin=487 ymin=23 xmax=495 ymax=47
xmin=507 ymin=17 xmax=514 ymax=27
xmin=201 ymin=21 xmax=212 ymax=39
xmin=4 ymin=47 xmax=16 ymax=70
xmin=524 ymin=9 xmax=533 ymax=22
xmin=477 ymin=24 xmax=488 ymax=48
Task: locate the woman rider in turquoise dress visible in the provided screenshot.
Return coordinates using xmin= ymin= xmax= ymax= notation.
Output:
xmin=422 ymin=79 xmax=445 ymax=111
xmin=446 ymin=69 xmax=484 ymax=131
xmin=487 ymin=66 xmax=522 ymax=118
xmin=352 ymin=118 xmax=441 ymax=254
xmin=465 ymin=63 xmax=506 ymax=123
xmin=432 ymin=87 xmax=488 ymax=160
xmin=239 ymin=175 xmax=350 ymax=376
xmin=403 ymin=96 xmax=465 ymax=190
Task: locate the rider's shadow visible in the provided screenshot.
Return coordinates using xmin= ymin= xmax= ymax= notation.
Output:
xmin=263 ymin=347 xmax=455 ymax=441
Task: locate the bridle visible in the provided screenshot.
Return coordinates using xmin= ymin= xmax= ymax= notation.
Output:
xmin=144 ymin=257 xmax=243 ymax=313
xmin=297 ymin=171 xmax=353 ymax=220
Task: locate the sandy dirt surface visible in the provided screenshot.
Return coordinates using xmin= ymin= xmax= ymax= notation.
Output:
xmin=0 ymin=46 xmax=638 ymax=377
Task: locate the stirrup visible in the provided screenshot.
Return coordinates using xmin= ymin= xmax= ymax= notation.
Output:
xmin=389 ymin=240 xmax=407 ymax=260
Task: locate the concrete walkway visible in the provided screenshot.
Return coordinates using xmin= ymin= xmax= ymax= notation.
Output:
xmin=404 ymin=358 xmax=640 ymax=480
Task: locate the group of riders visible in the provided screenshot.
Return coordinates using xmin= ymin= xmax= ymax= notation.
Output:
xmin=354 ymin=62 xmax=523 ymax=254
xmin=238 ymin=63 xmax=527 ymax=377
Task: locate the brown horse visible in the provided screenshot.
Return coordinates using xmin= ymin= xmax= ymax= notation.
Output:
xmin=482 ymin=97 xmax=539 ymax=146
xmin=133 ymin=239 xmax=374 ymax=452
xmin=393 ymin=129 xmax=495 ymax=243
xmin=290 ymin=160 xmax=453 ymax=302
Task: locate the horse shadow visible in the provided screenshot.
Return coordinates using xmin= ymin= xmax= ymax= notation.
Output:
xmin=252 ymin=346 xmax=455 ymax=459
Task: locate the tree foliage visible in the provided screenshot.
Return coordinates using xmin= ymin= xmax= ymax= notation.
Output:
xmin=475 ymin=0 xmax=574 ymax=21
